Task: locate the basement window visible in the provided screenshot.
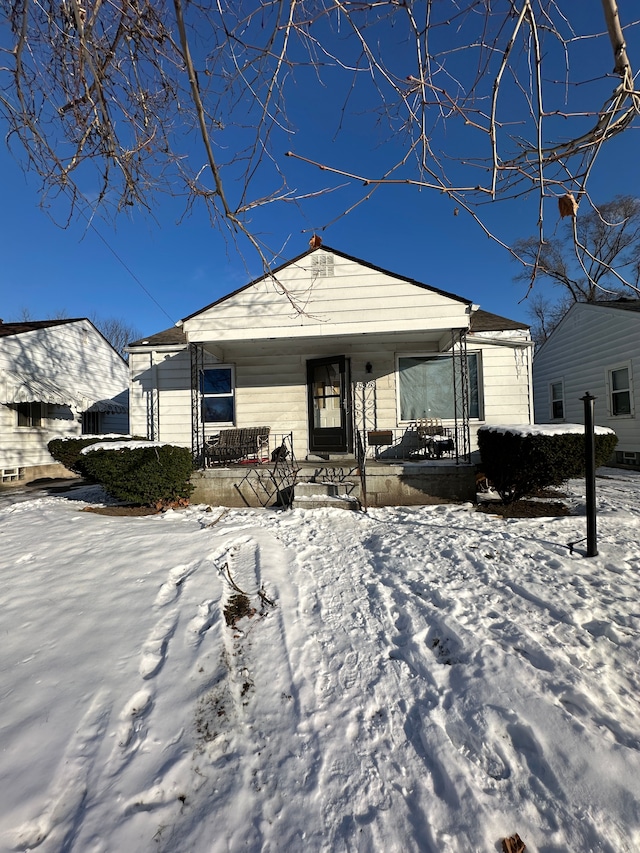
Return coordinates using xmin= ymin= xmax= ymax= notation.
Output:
xmin=615 ymin=450 xmax=639 ymax=467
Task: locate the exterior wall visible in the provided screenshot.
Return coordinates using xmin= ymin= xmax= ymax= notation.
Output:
xmin=184 ymin=250 xmax=471 ymax=343
xmin=230 ymin=340 xmax=405 ymax=459
xmin=133 ymin=330 xmax=532 ymax=463
xmin=0 ymin=322 xmax=129 ymax=476
xmin=129 ymin=347 xmax=200 ymax=446
xmin=128 ymin=350 xmax=156 ymax=440
xmin=468 ymin=336 xmax=533 ymax=449
xmin=532 ymin=304 xmax=639 ymax=463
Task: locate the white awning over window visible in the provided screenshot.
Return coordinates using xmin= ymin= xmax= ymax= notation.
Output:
xmin=2 ymin=372 xmax=128 ymax=414
xmin=84 ymin=399 xmax=128 ymax=414
xmin=2 ymin=372 xmax=77 ymax=407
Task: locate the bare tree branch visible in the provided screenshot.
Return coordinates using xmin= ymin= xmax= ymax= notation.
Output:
xmin=1 ymin=1 xmax=638 ymax=288
xmin=514 ymin=195 xmax=640 ymax=341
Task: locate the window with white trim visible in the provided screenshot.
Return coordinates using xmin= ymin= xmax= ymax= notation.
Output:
xmin=16 ymin=402 xmax=43 ymax=427
xmin=550 ymin=381 xmax=564 ymax=419
xmin=609 ymin=365 xmax=632 ymax=416
xmin=200 ymin=367 xmax=235 ymax=424
xmin=398 ymin=353 xmax=480 ymax=421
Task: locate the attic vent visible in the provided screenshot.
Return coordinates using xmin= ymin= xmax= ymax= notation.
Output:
xmin=311 ymin=253 xmax=334 ymax=279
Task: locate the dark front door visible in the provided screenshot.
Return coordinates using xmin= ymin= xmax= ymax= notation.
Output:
xmin=307 ymin=356 xmax=351 ymax=454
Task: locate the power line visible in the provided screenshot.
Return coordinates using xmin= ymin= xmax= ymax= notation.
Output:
xmin=83 ymin=219 xmax=177 ymax=326
xmin=7 ymin=142 xmax=178 ymax=325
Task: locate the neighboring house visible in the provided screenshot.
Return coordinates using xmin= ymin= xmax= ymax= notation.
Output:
xmin=532 ymin=299 xmax=640 ymax=469
xmin=0 ymin=319 xmax=130 ymax=483
xmin=128 ymin=244 xmax=533 ymax=506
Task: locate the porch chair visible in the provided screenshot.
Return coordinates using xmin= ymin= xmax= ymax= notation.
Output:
xmin=416 ymin=418 xmax=454 ymax=458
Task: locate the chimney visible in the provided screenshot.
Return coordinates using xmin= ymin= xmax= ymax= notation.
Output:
xmin=309 ymin=234 xmax=322 ymax=249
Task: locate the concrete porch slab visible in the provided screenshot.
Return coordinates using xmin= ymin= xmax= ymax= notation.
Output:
xmin=190 ymin=459 xmax=476 ymax=508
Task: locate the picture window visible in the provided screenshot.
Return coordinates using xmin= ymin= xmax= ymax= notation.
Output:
xmin=398 ymin=353 xmax=480 ymax=421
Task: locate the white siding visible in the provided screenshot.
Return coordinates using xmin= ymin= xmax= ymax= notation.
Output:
xmin=129 ymin=347 xmax=192 ymax=447
xmin=0 ymin=321 xmax=129 ymax=472
xmin=533 ymin=303 xmax=639 ymax=456
xmin=184 ymin=251 xmax=471 ymax=343
xmin=133 ymin=250 xmax=531 ymax=463
xmin=137 ymin=331 xmax=532 ymax=460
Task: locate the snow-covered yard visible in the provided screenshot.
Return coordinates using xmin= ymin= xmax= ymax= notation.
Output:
xmin=1 ymin=469 xmax=640 ymax=852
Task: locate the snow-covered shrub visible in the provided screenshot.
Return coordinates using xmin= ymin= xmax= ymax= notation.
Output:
xmin=477 ymin=425 xmax=618 ymax=504
xmin=48 ymin=435 xmax=139 ymax=475
xmin=80 ymin=444 xmax=194 ymax=507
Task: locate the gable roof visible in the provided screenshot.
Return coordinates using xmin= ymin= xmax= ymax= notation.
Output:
xmin=0 ymin=318 xmax=129 ymax=367
xmin=533 ymin=298 xmax=640 ymax=361
xmin=0 ymin=318 xmax=85 ymax=338
xmin=180 ymin=244 xmax=473 ymax=323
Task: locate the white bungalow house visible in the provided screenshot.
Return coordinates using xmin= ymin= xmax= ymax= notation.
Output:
xmin=128 ymin=245 xmax=533 ymax=506
xmin=533 ymin=299 xmax=640 ymax=469
xmin=0 ymin=319 xmax=129 ymax=484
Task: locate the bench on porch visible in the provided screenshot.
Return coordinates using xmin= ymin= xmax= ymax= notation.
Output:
xmin=205 ymin=427 xmax=270 ymax=465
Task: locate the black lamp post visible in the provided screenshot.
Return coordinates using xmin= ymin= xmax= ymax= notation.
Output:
xmin=581 ymin=392 xmax=597 ymax=557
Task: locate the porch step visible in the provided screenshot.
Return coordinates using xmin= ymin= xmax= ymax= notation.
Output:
xmin=292 ymin=480 xmax=360 ymax=511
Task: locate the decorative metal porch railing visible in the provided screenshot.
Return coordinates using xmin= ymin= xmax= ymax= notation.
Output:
xmin=361 ymin=424 xmax=471 ymax=463
xmin=451 ymin=330 xmax=471 ymax=461
xmin=233 ymin=433 xmax=299 ymax=508
xmin=190 ymin=343 xmax=206 ymax=467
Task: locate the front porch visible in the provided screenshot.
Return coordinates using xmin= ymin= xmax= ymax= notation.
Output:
xmin=190 ymin=442 xmax=477 ymax=509
xmin=188 ymin=339 xmax=476 ymax=507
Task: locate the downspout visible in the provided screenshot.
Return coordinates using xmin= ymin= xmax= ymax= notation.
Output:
xmin=148 ymin=351 xmax=159 ymax=440
xmin=527 ymin=344 xmax=534 ymax=425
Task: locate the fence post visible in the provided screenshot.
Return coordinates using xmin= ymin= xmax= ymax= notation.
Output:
xmin=581 ymin=392 xmax=598 ymax=557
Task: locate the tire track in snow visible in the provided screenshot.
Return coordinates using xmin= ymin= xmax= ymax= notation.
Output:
xmin=255 ymin=508 xmax=451 ymax=852
xmin=134 ymin=531 xmax=312 ymax=853
xmin=9 ymin=690 xmax=110 ymax=853
xmin=363 ymin=504 xmax=640 ymax=848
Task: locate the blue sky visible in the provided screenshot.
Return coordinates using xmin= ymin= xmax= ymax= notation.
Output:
xmin=1 ymin=6 xmax=639 ymax=339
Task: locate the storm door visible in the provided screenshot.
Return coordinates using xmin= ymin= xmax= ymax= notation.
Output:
xmin=307 ymin=356 xmax=351 ymax=454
